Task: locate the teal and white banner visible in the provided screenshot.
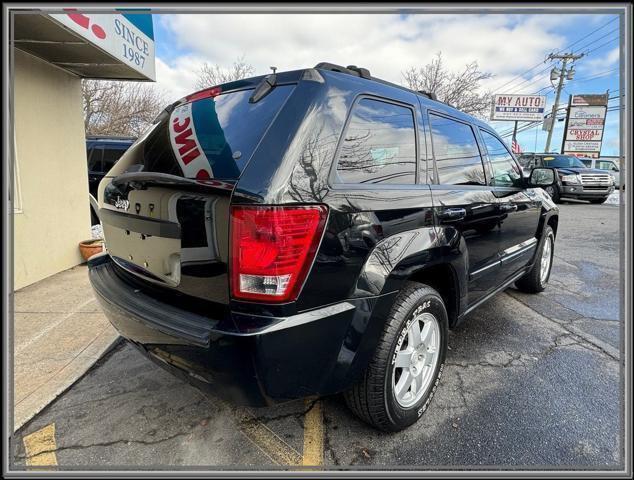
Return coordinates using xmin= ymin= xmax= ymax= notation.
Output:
xmin=49 ymin=10 xmax=155 ymax=80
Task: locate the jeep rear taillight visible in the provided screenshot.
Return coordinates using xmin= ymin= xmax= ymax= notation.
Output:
xmin=230 ymin=205 xmax=328 ymax=302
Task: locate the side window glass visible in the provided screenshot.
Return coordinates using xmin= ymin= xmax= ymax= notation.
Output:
xmin=336 ymin=98 xmax=416 ymax=185
xmin=87 ymin=147 xmax=103 ymax=172
xmin=480 ymin=130 xmax=523 ymax=188
xmin=429 ymin=114 xmax=485 ymax=185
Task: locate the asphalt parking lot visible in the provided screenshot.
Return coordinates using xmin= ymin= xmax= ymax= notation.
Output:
xmin=11 ymin=200 xmax=623 ymax=471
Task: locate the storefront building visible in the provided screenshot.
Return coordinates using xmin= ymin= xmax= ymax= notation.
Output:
xmin=12 ymin=11 xmax=155 ymax=288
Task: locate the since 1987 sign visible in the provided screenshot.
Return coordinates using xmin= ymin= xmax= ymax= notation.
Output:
xmin=490 ymin=94 xmax=547 ymax=122
xmin=49 ymin=10 xmax=155 ymax=80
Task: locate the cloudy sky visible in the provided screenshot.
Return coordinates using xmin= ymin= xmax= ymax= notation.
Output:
xmin=151 ymin=12 xmax=621 ymax=156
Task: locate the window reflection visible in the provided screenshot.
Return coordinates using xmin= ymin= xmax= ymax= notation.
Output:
xmin=480 ymin=130 xmax=522 ymax=188
xmin=130 ymin=85 xmax=294 ymax=179
xmin=336 ymin=98 xmax=416 ymax=185
xmin=429 ymin=114 xmax=485 ymax=186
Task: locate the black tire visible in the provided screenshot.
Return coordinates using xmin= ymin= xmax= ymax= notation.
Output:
xmin=589 ymin=197 xmax=608 ymax=204
xmin=515 ymin=225 xmax=554 ymax=293
xmin=544 ymin=185 xmax=561 ymax=203
xmin=344 ymin=282 xmax=448 ymax=432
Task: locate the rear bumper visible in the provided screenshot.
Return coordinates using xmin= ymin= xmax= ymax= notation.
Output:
xmin=561 ymin=184 xmax=614 ymax=199
xmin=88 ymin=253 xmax=395 ymax=406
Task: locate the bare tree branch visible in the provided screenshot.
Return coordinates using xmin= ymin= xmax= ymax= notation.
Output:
xmin=194 ymin=56 xmax=255 ymax=90
xmin=402 ymin=52 xmax=493 ymax=118
xmin=82 ymin=80 xmax=165 ymax=137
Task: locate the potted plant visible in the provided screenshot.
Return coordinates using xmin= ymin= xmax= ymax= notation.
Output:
xmin=78 ymin=238 xmax=104 ymax=261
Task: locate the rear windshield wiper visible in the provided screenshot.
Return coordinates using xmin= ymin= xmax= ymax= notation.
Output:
xmin=249 ymin=73 xmax=277 ymax=103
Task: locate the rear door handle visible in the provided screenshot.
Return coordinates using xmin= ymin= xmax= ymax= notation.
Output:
xmin=499 ymin=204 xmax=518 ymax=212
xmin=437 ymin=208 xmax=467 ymax=221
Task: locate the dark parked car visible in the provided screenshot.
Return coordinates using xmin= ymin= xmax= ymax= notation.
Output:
xmin=86 ymin=136 xmax=135 ymax=224
xmin=88 ymin=63 xmax=559 ymax=431
xmin=517 ymin=153 xmax=614 ymax=204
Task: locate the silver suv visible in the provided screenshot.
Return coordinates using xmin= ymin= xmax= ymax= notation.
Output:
xmin=580 ymin=157 xmax=622 ymax=189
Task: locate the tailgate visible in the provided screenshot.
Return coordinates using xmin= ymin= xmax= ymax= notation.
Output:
xmin=100 ymin=176 xmax=233 ymax=304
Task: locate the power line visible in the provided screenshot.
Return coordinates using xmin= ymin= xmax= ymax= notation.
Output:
xmin=504 ymin=68 xmax=552 ymax=94
xmin=562 ymin=16 xmax=618 ymax=52
xmin=569 ymin=27 xmax=620 ymax=54
xmin=488 ymin=16 xmax=618 ymax=93
xmin=584 ymin=36 xmax=620 ymax=56
xmin=505 ymin=61 xmax=617 ymax=96
xmin=566 ymin=67 xmax=619 ymax=84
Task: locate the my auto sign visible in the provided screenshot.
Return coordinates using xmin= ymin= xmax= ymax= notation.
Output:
xmin=562 ymin=94 xmax=608 ymax=157
xmin=490 ymin=94 xmax=546 ymax=121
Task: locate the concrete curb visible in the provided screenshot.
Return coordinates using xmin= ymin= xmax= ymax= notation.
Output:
xmin=14 ymin=331 xmax=121 ymax=432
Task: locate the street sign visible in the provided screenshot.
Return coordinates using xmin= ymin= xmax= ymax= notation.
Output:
xmin=561 ymin=94 xmax=608 ymax=157
xmin=490 ymin=94 xmax=547 ymax=121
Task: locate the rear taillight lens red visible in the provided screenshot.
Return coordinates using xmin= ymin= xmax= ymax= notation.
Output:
xmin=230 ymin=205 xmax=328 ymax=302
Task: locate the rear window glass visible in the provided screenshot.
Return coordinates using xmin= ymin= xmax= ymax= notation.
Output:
xmin=114 ymin=85 xmax=294 ymax=179
xmin=335 ymin=98 xmax=416 ymax=185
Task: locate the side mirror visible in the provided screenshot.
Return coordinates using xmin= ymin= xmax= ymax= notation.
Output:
xmin=528 ymin=167 xmax=556 ymax=187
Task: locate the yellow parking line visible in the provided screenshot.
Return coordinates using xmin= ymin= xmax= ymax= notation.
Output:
xmin=234 ymin=407 xmax=303 ymax=466
xmin=23 ymin=423 xmax=58 ymax=468
xmin=302 ymin=399 xmax=324 ymax=467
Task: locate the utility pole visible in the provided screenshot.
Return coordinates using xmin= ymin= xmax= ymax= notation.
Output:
xmin=544 ymin=52 xmax=584 ymax=152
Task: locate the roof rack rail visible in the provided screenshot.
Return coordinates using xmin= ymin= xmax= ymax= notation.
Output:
xmin=417 ymin=90 xmax=438 ymax=101
xmin=314 ymin=62 xmax=371 ymax=79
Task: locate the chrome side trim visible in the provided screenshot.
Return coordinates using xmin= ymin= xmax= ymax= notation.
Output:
xmin=500 ymin=237 xmax=538 ymax=264
xmin=469 ymin=238 xmax=538 ymax=280
xmin=470 ymin=260 xmax=501 ymax=279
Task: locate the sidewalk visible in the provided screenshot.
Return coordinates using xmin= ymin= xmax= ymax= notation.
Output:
xmin=13 ymin=264 xmax=119 ymax=431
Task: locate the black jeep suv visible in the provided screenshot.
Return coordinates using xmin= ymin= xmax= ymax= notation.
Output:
xmin=517 ymin=153 xmax=614 ymax=204
xmin=88 ymin=63 xmax=559 ymax=431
